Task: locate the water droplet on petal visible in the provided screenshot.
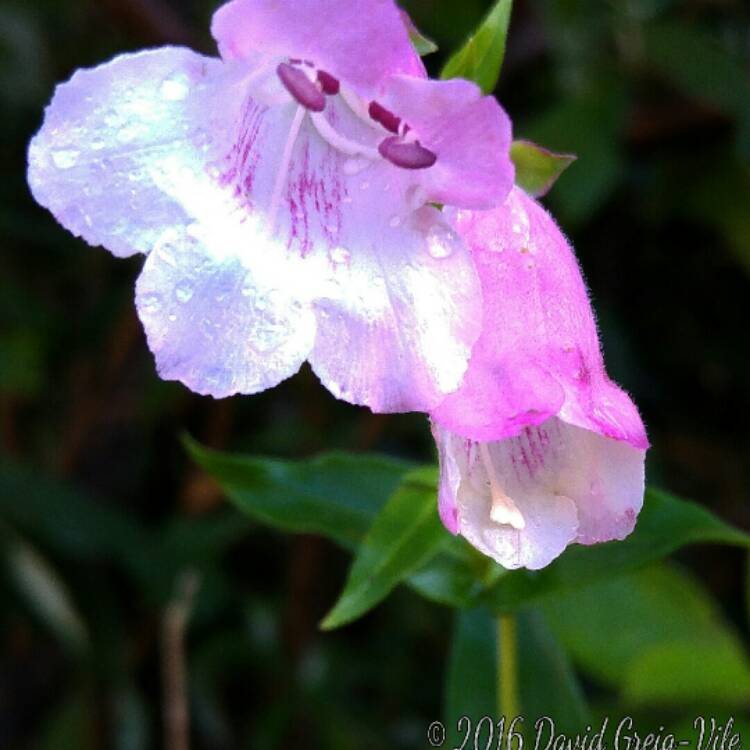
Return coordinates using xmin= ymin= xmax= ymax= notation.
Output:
xmin=140 ymin=293 xmax=162 ymax=314
xmin=343 ymin=158 xmax=371 ymax=176
xmin=117 ymin=125 xmax=139 ymax=144
xmin=174 ymin=281 xmax=194 ymax=303
xmin=389 ymin=215 xmax=402 ymax=228
xmin=160 ymin=73 xmax=190 ymax=101
xmin=329 ymin=246 xmax=351 ymax=264
xmin=426 ymin=224 xmax=461 ymax=259
xmin=52 ymin=150 xmax=79 ymax=169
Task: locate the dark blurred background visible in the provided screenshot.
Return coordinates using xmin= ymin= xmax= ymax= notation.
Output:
xmin=1 ymin=1 xmax=750 ymax=748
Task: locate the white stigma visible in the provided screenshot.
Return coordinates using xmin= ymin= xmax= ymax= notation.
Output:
xmin=308 ymin=112 xmax=380 ymax=160
xmin=479 ymin=443 xmax=526 ymax=530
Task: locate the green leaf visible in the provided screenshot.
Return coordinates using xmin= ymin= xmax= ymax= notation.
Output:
xmin=444 ymin=608 xmax=498 ymax=742
xmin=401 ymin=12 xmax=438 ymax=56
xmin=440 ymin=0 xmax=513 ymax=94
xmin=544 ymin=563 xmax=750 ymax=707
xmin=444 ymin=608 xmax=589 ymax=744
xmin=186 ymin=439 xmax=482 ymax=610
xmin=407 ymin=541 xmax=481 ymax=609
xmin=320 ymin=467 xmax=446 ymax=629
xmin=623 ymin=639 xmax=750 ymax=707
xmin=185 ymin=436 xmax=414 ymax=549
xmin=517 ymin=609 xmax=590 ymax=734
xmin=480 ymin=487 xmax=750 ymax=612
xmin=511 ymin=140 xmax=576 ymax=198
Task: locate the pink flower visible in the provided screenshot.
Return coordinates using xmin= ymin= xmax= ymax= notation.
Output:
xmin=431 ymin=187 xmax=648 ymax=570
xmin=27 ymin=0 xmax=514 ymax=411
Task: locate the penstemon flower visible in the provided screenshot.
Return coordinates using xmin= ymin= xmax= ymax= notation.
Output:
xmin=27 ymin=0 xmax=514 ymax=412
xmin=431 ymin=187 xmax=648 ymax=570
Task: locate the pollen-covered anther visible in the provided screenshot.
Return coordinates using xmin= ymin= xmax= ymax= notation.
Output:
xmin=378 ymin=136 xmax=437 ymax=170
xmin=368 ymin=101 xmax=401 ymax=134
xmin=317 ymin=70 xmax=340 ymax=96
xmin=277 ymin=62 xmax=325 ymax=112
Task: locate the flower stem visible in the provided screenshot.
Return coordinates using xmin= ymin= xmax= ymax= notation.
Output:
xmin=497 ymin=614 xmax=519 ymax=720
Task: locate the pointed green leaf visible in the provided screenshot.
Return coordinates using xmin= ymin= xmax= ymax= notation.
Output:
xmin=185 ymin=436 xmax=414 ymax=550
xmin=320 ymin=467 xmax=445 ymax=629
xmin=444 ymin=608 xmax=498 ymax=743
xmin=440 ymin=0 xmax=513 ymax=93
xmin=511 ymin=140 xmax=577 ymax=197
xmin=544 ymin=563 xmax=750 ymax=707
xmin=444 ymin=608 xmax=589 ymax=744
xmin=517 ymin=609 xmax=590 ymax=734
xmin=401 ymin=12 xmax=438 ymax=56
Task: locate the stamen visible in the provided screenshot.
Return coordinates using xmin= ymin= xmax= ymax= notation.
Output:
xmin=309 ymin=112 xmax=380 ymax=159
xmin=277 ymin=63 xmax=326 ymax=112
xmin=267 ymin=105 xmax=307 ymax=233
xmin=479 ymin=443 xmax=526 ymax=530
xmin=378 ymin=136 xmax=437 ymax=170
xmin=368 ymin=101 xmax=401 ymax=134
xmin=317 ymin=70 xmax=340 ymax=96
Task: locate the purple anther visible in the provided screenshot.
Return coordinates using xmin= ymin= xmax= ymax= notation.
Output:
xmin=368 ymin=101 xmax=401 ymax=134
xmin=378 ymin=136 xmax=437 ymax=170
xmin=317 ymin=70 xmax=340 ymax=96
xmin=277 ymin=62 xmax=326 ymax=112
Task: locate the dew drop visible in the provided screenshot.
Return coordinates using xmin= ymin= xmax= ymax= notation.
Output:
xmin=389 ymin=215 xmax=402 ymax=228
xmin=329 ymin=246 xmax=351 ymax=264
xmin=360 ymin=180 xmax=370 ymax=191
xmin=117 ymin=125 xmax=139 ymax=144
xmin=52 ymin=149 xmax=79 ymax=169
xmin=426 ymin=224 xmax=461 ymax=259
xmin=174 ymin=281 xmax=194 ymax=303
xmin=343 ymin=157 xmax=371 ymax=176
xmin=160 ymin=73 xmax=190 ymax=101
xmin=139 ymin=293 xmax=162 ymax=314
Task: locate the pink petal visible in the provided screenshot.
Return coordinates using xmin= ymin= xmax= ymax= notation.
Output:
xmin=136 ymin=233 xmax=316 ymax=398
xmin=28 ymin=47 xmax=479 ymax=408
xmin=432 ymin=417 xmax=644 ymax=569
xmin=28 ymin=48 xmax=223 ymax=258
xmin=379 ymin=75 xmax=514 ymax=209
xmin=309 ymin=206 xmax=482 ymax=413
xmin=211 ymin=0 xmax=425 ymax=95
xmin=432 ymin=186 xmax=648 ymax=450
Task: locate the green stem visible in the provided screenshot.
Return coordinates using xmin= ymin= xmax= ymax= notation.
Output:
xmin=497 ymin=614 xmax=519 ymax=719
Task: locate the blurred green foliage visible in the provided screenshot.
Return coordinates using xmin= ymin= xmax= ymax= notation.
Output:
xmin=2 ymin=0 xmax=750 ymax=748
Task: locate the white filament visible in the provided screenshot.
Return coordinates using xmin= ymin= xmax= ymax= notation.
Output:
xmin=309 ymin=112 xmax=380 ymax=159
